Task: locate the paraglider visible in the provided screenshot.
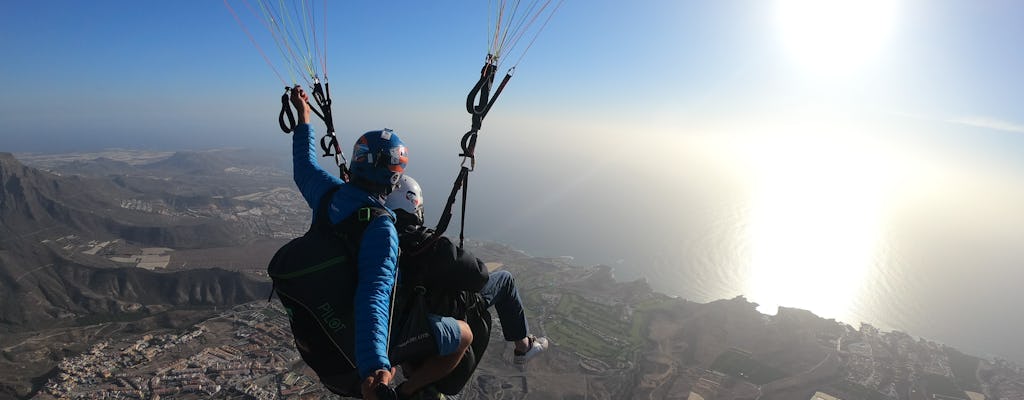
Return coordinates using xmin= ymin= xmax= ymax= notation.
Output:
xmin=225 ymin=1 xmax=563 ymax=398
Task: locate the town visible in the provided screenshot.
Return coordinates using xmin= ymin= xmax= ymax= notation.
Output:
xmin=34 ymin=256 xmax=1024 ymax=400
xmin=39 ymin=302 xmax=329 ymax=400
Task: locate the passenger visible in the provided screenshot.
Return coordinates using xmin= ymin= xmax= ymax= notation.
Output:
xmin=385 ymin=176 xmax=549 ymax=369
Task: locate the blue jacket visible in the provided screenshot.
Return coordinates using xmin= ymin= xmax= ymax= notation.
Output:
xmin=292 ymin=123 xmax=399 ymax=379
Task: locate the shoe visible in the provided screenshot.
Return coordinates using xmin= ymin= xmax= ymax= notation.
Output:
xmin=513 ymin=335 xmax=548 ymax=364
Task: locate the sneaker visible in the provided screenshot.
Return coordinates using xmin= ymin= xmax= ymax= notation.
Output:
xmin=513 ymin=335 xmax=549 ymax=364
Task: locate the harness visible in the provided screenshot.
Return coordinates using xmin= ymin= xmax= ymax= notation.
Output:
xmin=266 ymin=185 xmax=392 ymax=397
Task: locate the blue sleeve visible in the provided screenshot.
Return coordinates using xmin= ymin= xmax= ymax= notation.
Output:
xmin=292 ymin=123 xmax=344 ymax=214
xmin=354 ymin=215 xmax=399 ymax=379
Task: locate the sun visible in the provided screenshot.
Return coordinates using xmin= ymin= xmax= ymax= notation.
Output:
xmin=774 ymin=0 xmax=899 ymax=75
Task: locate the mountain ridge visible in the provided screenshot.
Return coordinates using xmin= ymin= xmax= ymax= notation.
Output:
xmin=1 ymin=153 xmax=257 ymax=249
xmin=0 ymin=153 xmax=272 ymax=331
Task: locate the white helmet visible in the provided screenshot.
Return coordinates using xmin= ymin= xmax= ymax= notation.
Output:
xmin=384 ymin=175 xmax=424 ymax=225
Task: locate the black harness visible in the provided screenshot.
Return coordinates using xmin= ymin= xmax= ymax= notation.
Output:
xmin=266 ymin=186 xmax=392 ymax=398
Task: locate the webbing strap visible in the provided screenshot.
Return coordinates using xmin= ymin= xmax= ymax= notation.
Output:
xmin=459 ymin=170 xmax=469 ymax=249
xmin=310 ymin=80 xmax=351 ymax=182
xmin=313 ymin=185 xmax=343 ymax=229
xmin=279 ymin=89 xmax=296 ymax=133
xmin=358 ymin=207 xmax=372 ymax=222
xmin=433 ymin=167 xmax=470 ymax=239
xmin=429 ymin=168 xmax=472 ymax=249
xmin=466 ymin=62 xmax=496 ymax=131
xmin=465 ymin=60 xmax=513 ymax=131
xmin=312 ymin=81 xmax=335 ymax=133
xmin=428 ymin=59 xmax=515 ymax=250
xmin=320 ymin=133 xmax=351 ymax=182
xmin=425 ymin=58 xmax=515 ymax=250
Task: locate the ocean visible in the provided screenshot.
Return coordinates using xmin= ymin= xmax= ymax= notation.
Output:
xmin=447 ymin=127 xmax=1024 ymax=365
xmin=471 ymin=196 xmax=1024 ymax=364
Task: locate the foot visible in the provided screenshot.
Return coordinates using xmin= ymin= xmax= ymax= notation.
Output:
xmin=513 ymin=335 xmax=548 ymax=364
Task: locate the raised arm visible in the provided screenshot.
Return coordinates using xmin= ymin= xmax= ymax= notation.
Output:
xmin=290 ymin=86 xmax=344 ymax=211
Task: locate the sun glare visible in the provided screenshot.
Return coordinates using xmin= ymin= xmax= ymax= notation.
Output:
xmin=775 ymin=0 xmax=899 ymax=75
xmin=739 ymin=128 xmax=892 ymax=320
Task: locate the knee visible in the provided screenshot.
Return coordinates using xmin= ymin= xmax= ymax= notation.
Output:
xmin=456 ymin=320 xmax=473 ymax=352
xmin=493 ymin=270 xmax=513 ymax=284
xmin=492 ymin=270 xmax=515 ymax=291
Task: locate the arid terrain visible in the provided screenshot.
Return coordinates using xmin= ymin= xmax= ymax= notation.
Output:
xmin=2 ymin=150 xmax=1022 ymax=400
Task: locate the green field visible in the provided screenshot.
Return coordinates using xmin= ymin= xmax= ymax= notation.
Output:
xmin=548 ymin=318 xmax=623 ymax=359
xmin=543 ymin=292 xmax=646 ymax=361
xmin=627 ymin=297 xmax=681 ymax=339
xmin=553 ymin=294 xmax=630 ymax=334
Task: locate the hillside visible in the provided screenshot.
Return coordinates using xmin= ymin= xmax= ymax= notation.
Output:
xmin=8 ymin=150 xmax=1020 ymax=400
xmin=0 ymin=151 xmax=286 ymax=397
xmin=19 ymin=245 xmax=1022 ymax=400
xmin=0 ymin=152 xmax=258 ymax=249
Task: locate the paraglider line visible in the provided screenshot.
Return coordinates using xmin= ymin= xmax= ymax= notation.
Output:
xmin=224 ymin=0 xmax=287 ymax=86
xmin=247 ymin=0 xmax=304 ymax=84
xmin=512 ymin=0 xmax=564 ymax=68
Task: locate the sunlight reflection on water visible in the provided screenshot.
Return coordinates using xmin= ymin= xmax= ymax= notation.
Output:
xmin=473 ymin=119 xmax=1024 ymax=362
xmin=627 ymin=129 xmax=1024 ymax=362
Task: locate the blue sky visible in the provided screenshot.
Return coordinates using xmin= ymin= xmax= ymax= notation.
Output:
xmin=4 ymin=1 xmax=1024 ymax=359
xmin=1 ymin=1 xmax=1022 ymax=154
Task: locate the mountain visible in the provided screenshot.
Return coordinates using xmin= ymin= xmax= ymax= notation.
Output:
xmin=138 ymin=148 xmax=289 ymax=178
xmin=55 ymin=157 xmax=139 ymax=177
xmin=1 ymin=152 xmax=111 ymax=238
xmin=0 ymin=152 xmax=256 ymax=249
xmin=0 ymin=153 xmax=272 ymax=331
xmin=0 ymin=151 xmax=292 ymax=398
xmin=0 ymin=247 xmax=270 ymax=330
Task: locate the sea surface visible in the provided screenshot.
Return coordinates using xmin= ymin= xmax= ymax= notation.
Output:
xmin=476 ymin=197 xmax=1024 ymax=365
xmin=635 ymin=202 xmax=1024 ymax=364
xmin=451 ymin=126 xmax=1024 ymax=365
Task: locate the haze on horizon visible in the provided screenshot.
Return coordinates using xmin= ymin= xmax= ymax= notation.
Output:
xmin=3 ymin=1 xmax=1024 ymax=362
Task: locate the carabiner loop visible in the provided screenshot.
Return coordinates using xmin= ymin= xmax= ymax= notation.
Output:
xmin=459 ymin=130 xmax=478 ymax=171
xmin=278 ymin=87 xmax=296 ymax=134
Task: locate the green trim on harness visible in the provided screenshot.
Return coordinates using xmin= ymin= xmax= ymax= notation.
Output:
xmin=358 ymin=207 xmax=372 ymax=222
xmin=270 ymin=255 xmax=347 ymax=279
